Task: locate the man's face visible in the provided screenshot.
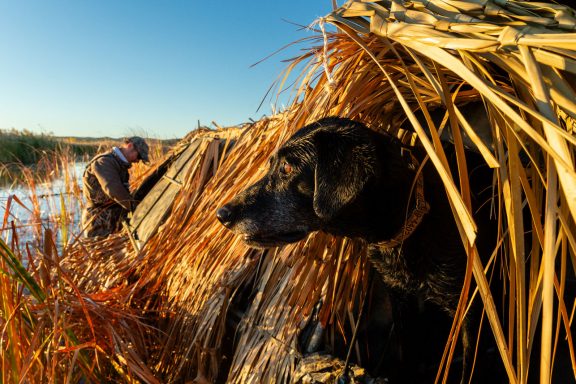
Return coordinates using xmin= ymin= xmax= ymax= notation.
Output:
xmin=125 ymin=143 xmax=141 ymax=163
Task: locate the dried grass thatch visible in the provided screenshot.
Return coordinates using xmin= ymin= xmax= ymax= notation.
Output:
xmin=282 ymin=2 xmax=576 ymax=383
xmin=8 ymin=1 xmax=575 ymax=383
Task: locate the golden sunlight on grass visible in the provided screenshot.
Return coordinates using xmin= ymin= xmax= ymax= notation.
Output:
xmin=1 ymin=1 xmax=575 ymax=383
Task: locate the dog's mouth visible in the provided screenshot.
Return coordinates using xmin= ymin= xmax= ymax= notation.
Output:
xmin=242 ymin=230 xmax=308 ymax=248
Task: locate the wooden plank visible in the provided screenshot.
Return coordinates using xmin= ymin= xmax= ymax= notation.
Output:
xmin=128 ymin=138 xmax=221 ymax=247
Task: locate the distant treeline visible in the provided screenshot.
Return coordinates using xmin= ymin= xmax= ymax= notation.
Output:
xmin=0 ymin=128 xmax=103 ymax=165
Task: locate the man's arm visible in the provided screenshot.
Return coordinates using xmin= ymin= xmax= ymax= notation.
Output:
xmin=92 ymin=157 xmax=133 ymax=210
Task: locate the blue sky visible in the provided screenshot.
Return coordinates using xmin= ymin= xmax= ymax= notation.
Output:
xmin=0 ymin=1 xmax=334 ymax=138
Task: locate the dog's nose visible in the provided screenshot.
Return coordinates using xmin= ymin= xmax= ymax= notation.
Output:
xmin=216 ymin=205 xmax=235 ymax=227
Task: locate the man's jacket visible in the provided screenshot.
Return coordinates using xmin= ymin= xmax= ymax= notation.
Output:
xmin=81 ymin=149 xmax=133 ymax=237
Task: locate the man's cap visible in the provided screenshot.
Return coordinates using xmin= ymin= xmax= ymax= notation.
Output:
xmin=126 ymin=136 xmax=150 ymax=163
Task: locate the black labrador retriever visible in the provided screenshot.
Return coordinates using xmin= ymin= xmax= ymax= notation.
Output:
xmin=216 ymin=117 xmax=498 ymax=381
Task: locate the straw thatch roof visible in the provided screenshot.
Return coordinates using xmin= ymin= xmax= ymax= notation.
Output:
xmin=57 ymin=1 xmax=576 ymax=383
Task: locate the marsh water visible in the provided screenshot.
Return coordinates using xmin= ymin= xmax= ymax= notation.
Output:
xmin=0 ymin=162 xmax=86 ymax=249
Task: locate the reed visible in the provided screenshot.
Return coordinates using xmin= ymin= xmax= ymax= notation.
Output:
xmin=136 ymin=1 xmax=574 ymax=381
xmin=0 ymin=129 xmax=59 ymax=164
xmin=265 ymin=1 xmax=575 ymax=382
xmin=0 ymin=129 xmax=102 ymax=165
xmin=0 ymin=140 xmax=166 ymax=383
xmin=2 ymin=1 xmax=576 ymax=383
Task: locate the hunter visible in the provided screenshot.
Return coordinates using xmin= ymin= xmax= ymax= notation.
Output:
xmin=81 ymin=136 xmax=149 ymax=237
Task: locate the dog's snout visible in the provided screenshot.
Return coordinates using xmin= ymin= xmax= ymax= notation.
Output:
xmin=216 ymin=204 xmax=235 ymax=227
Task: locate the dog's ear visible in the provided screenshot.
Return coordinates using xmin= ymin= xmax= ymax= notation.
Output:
xmin=312 ymin=128 xmax=375 ymax=220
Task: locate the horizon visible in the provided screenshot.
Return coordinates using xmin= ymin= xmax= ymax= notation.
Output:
xmin=0 ymin=1 xmax=335 ymax=139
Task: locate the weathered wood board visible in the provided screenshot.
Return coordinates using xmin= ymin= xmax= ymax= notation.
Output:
xmin=129 ymin=139 xmax=205 ymax=247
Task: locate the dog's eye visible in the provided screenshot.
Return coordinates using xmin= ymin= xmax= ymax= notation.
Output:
xmin=279 ymin=162 xmax=293 ymax=175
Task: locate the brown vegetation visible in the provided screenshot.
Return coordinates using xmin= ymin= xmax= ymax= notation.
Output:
xmin=1 ymin=1 xmax=575 ymax=383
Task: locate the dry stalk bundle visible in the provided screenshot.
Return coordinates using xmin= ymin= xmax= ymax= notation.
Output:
xmin=1 ymin=229 xmax=160 ymax=383
xmin=12 ymin=1 xmax=576 ymax=383
xmin=60 ymin=111 xmax=368 ymax=383
xmin=227 ymin=234 xmax=369 ymax=384
xmin=260 ymin=0 xmax=576 ymax=382
xmin=126 ymin=114 xmax=370 ymax=382
xmin=57 ymin=128 xmax=239 ymax=382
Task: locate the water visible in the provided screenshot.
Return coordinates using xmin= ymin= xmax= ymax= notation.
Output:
xmin=0 ymin=162 xmax=86 ymax=250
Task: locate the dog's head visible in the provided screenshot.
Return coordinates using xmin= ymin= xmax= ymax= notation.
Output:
xmin=216 ymin=117 xmax=397 ymax=248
